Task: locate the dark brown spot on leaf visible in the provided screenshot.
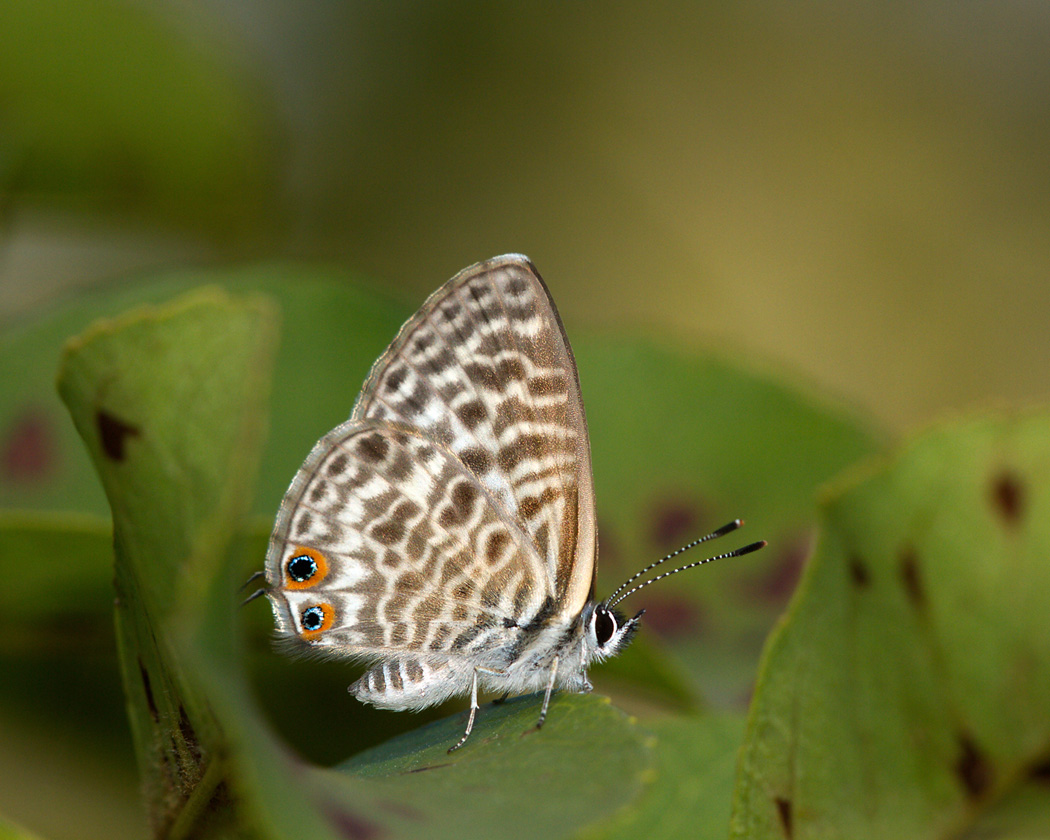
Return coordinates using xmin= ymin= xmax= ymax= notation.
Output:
xmin=324 ymin=807 xmax=382 ymax=840
xmin=1029 ymin=757 xmax=1050 ymax=783
xmin=849 ymin=554 xmax=871 ymax=588
xmin=774 ymin=796 xmax=793 ymax=838
xmin=899 ymin=545 xmax=925 ymax=610
xmin=643 ymin=594 xmax=703 ymax=637
xmin=139 ymin=659 xmax=158 ymax=722
xmin=956 ymin=732 xmax=993 ymax=799
xmin=651 ymin=500 xmax=701 ymax=548
xmin=177 ymin=705 xmax=202 ymax=768
xmin=742 ymin=535 xmax=808 ymax=604
xmin=990 ymin=469 xmax=1025 ymax=527
xmin=2 ymin=408 xmax=55 ymax=481
xmin=97 ymin=410 xmax=140 ymax=461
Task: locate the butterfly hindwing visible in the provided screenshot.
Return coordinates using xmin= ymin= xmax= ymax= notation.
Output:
xmin=265 ymin=421 xmax=552 ymax=659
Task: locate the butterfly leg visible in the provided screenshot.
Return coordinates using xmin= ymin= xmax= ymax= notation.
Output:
xmin=448 ymin=669 xmax=481 ymax=753
xmin=447 ymin=667 xmax=510 ymax=752
xmin=535 ymin=655 xmax=560 ymax=731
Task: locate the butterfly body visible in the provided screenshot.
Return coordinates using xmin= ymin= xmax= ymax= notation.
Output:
xmin=261 ymin=255 xmax=759 ymax=749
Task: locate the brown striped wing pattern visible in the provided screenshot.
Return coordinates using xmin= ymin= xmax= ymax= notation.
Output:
xmin=352 ymin=255 xmax=596 ymax=622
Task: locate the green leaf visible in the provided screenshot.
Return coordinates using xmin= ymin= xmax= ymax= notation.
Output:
xmin=730 ymin=410 xmax=1050 ymax=838
xmin=577 ymin=339 xmax=882 ymax=707
xmin=958 ymin=777 xmax=1050 ymax=839
xmin=57 ymin=288 xmax=278 ymax=836
xmin=586 ymin=713 xmax=747 ymax=840
xmin=335 ymin=694 xmax=652 ymax=840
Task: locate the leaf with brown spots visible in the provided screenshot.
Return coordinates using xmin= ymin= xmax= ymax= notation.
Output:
xmin=732 ymin=411 xmax=1050 ymax=838
xmin=57 ymin=288 xmax=281 ymax=837
xmin=48 ymin=282 xmax=669 ymax=840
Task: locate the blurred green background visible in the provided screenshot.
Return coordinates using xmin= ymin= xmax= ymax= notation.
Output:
xmin=1 ymin=3 xmax=1048 ymax=838
xmin=4 ymin=2 xmax=1048 ymax=429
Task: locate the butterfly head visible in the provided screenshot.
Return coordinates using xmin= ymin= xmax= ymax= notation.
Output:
xmin=594 ymin=520 xmax=766 ymax=652
xmin=584 ymin=603 xmax=645 ymax=661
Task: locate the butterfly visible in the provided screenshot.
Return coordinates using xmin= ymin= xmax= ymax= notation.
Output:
xmin=250 ymin=255 xmax=764 ymax=751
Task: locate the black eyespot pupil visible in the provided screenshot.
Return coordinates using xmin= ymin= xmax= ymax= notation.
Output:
xmin=302 ymin=606 xmax=325 ymax=631
xmin=594 ymin=608 xmax=616 ymax=646
xmin=288 ymin=555 xmax=317 ymax=582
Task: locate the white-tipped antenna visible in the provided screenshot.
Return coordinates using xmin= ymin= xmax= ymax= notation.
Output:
xmin=606 ymin=520 xmax=766 ymax=609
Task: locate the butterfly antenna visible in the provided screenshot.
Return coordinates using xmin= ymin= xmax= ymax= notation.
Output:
xmin=242 ymin=588 xmax=269 ymax=607
xmin=607 ymin=529 xmax=766 ymax=608
xmin=604 ymin=519 xmax=747 ymax=607
xmin=239 ymin=570 xmax=269 ymax=607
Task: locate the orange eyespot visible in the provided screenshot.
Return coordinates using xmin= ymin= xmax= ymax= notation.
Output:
xmin=299 ymin=602 xmax=334 ymax=640
xmin=284 ymin=545 xmax=328 ymax=589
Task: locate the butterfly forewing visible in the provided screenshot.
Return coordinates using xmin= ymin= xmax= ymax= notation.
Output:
xmin=350 ymin=255 xmax=596 ymax=620
xmin=267 ymin=422 xmax=553 ymax=658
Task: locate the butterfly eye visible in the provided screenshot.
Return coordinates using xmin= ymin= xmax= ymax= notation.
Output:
xmin=284 ymin=546 xmax=328 ymax=589
xmin=299 ymin=603 xmax=334 ymax=638
xmin=593 ymin=606 xmax=617 ymax=647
